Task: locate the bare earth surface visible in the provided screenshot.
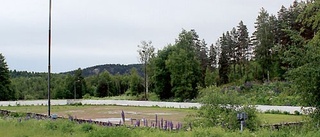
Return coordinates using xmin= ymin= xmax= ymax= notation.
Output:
xmin=0 ymin=100 xmax=305 ymax=125
xmin=57 ymin=105 xmax=191 ymax=124
xmin=0 ymin=105 xmax=193 ymax=125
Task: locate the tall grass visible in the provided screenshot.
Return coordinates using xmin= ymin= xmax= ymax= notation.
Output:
xmin=0 ymin=119 xmax=87 ymax=137
xmin=0 ymin=118 xmax=320 ymax=137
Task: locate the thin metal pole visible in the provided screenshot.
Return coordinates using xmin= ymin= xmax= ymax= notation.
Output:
xmin=48 ymin=0 xmax=52 ymax=117
xmin=240 ymin=120 xmax=244 ymax=132
xmin=74 ymin=81 xmax=76 ymax=100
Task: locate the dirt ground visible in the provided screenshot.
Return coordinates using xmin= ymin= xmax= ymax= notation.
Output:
xmin=2 ymin=105 xmax=195 ymax=125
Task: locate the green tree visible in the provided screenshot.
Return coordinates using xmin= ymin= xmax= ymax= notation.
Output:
xmin=0 ymin=53 xmax=15 ymax=100
xmin=204 ymin=67 xmax=218 ymax=87
xmin=269 ymin=1 xmax=307 ymax=80
xmin=198 ymin=39 xmax=209 ymax=87
xmin=149 ymin=45 xmax=174 ymax=100
xmin=52 ymin=75 xmax=68 ymax=99
xmin=128 ymin=68 xmax=143 ymax=96
xmin=236 ymin=21 xmax=250 ymax=78
xmin=84 ymin=74 xmax=99 ymax=97
xmin=286 ymin=0 xmax=320 ymax=120
xmin=74 ymin=68 xmax=87 ymax=99
xmin=252 ymin=8 xmax=276 ymax=81
xmin=95 ymin=71 xmax=113 ymax=97
xmin=64 ymin=68 xmax=87 ymax=99
xmin=113 ymin=73 xmax=125 ymax=96
xmin=165 ymin=29 xmax=202 ymax=101
xmin=208 ymin=43 xmax=218 ymax=70
xmin=218 ymin=33 xmax=231 ymax=85
xmin=206 ymin=42 xmax=219 ymax=87
xmin=166 ymin=48 xmax=201 ymax=101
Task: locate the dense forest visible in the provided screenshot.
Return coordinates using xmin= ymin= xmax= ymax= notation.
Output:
xmin=0 ymin=1 xmax=319 ymax=111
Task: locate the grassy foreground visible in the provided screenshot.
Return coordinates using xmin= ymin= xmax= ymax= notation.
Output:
xmin=0 ymin=118 xmax=319 ymax=137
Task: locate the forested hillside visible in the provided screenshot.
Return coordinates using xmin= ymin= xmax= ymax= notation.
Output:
xmin=10 ymin=64 xmax=143 ymax=78
xmin=62 ymin=64 xmax=143 ymax=77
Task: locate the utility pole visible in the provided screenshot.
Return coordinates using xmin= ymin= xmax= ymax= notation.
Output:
xmin=142 ymin=50 xmax=147 ymax=100
xmin=74 ymin=81 xmax=76 ymax=100
xmin=47 ymin=0 xmax=52 ymax=117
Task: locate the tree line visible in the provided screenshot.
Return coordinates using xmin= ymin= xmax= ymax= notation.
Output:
xmin=7 ymin=68 xmax=146 ymax=100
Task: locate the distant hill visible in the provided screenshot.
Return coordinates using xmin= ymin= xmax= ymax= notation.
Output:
xmin=62 ymin=64 xmax=144 ymax=77
xmin=10 ymin=64 xmax=144 ymax=78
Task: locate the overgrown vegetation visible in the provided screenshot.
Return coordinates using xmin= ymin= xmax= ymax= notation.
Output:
xmin=188 ymin=86 xmax=261 ymax=131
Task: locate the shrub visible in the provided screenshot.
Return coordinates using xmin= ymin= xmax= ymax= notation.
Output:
xmin=44 ymin=121 xmax=58 ymax=130
xmin=294 ymin=110 xmax=301 ymax=115
xmin=191 ymin=86 xmax=261 ymax=131
xmin=60 ymin=120 xmax=75 ymax=133
xmin=147 ymin=92 xmax=160 ymax=101
xmin=70 ymin=102 xmax=82 ymax=106
xmin=82 ymin=93 xmax=92 ymax=99
xmin=81 ymin=123 xmax=95 ymax=132
xmin=283 ymin=111 xmax=290 ymax=115
xmin=10 ymin=112 xmax=26 ymax=117
xmin=265 ymin=109 xmax=282 ymax=114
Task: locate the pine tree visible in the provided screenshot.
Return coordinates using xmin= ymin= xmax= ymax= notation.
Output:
xmin=287 ymin=0 xmax=320 ymax=113
xmin=218 ymin=33 xmax=230 ymax=85
xmin=252 ymin=8 xmax=275 ymax=81
xmin=0 ymin=53 xmax=15 ymax=100
xmin=237 ymin=21 xmax=250 ymax=78
xmin=208 ymin=43 xmax=218 ymax=70
xmin=198 ymin=39 xmax=209 ymax=87
xmin=229 ymin=28 xmax=238 ymax=81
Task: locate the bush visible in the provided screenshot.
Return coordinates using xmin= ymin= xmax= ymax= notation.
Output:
xmin=294 ymin=110 xmax=301 ymax=115
xmin=81 ymin=123 xmax=95 ymax=132
xmin=265 ymin=109 xmax=282 ymax=114
xmin=147 ymin=92 xmax=160 ymax=101
xmin=70 ymin=102 xmax=82 ymax=106
xmin=82 ymin=93 xmax=92 ymax=99
xmin=190 ymin=86 xmax=261 ymax=131
xmin=44 ymin=121 xmax=58 ymax=130
xmin=10 ymin=112 xmax=26 ymax=117
xmin=283 ymin=111 xmax=290 ymax=115
xmin=60 ymin=120 xmax=75 ymax=133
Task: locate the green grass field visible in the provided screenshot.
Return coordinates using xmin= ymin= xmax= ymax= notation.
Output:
xmin=0 ymin=118 xmax=318 ymax=137
xmin=0 ymin=105 xmax=315 ymax=137
xmin=259 ymin=114 xmax=304 ymax=124
xmin=0 ymin=105 xmax=303 ymax=124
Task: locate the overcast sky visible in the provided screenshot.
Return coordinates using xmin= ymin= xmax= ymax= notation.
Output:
xmin=0 ymin=0 xmax=294 ymax=73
